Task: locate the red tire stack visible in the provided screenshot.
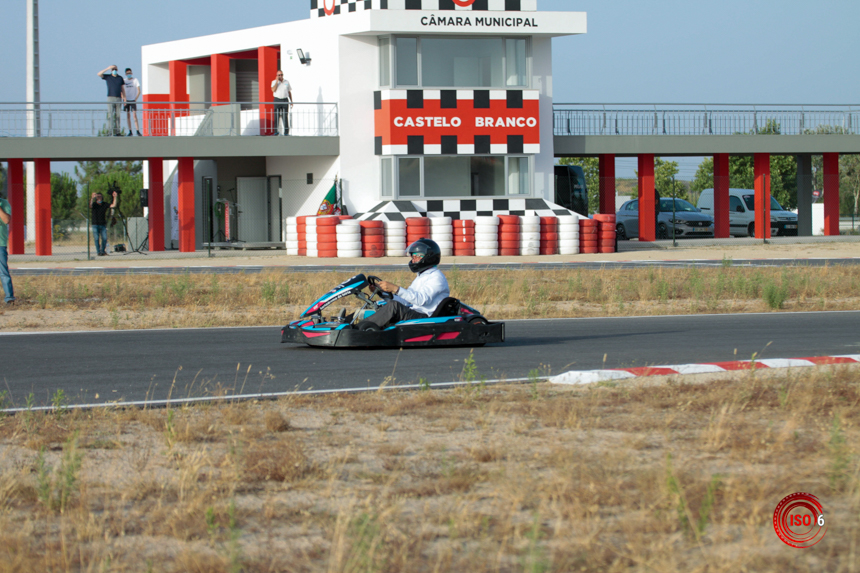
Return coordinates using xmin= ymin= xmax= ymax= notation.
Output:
xmin=579 ymin=218 xmax=599 ymax=254
xmin=497 ymin=215 xmax=521 ymax=256
xmin=593 ymin=214 xmax=617 ymax=254
xmin=540 ymin=217 xmax=559 ymax=255
xmin=316 ymin=216 xmax=340 ymax=258
xmin=296 ymin=215 xmax=309 ymax=256
xmin=453 ymin=219 xmax=476 ymax=257
xmin=406 ymin=217 xmax=431 ymax=247
xmin=360 ymin=220 xmax=385 ymax=258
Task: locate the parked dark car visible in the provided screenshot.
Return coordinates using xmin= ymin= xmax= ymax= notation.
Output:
xmin=616 ymin=198 xmax=715 ymax=240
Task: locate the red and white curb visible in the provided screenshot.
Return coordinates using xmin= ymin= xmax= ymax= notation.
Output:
xmin=550 ymin=355 xmax=860 ymax=385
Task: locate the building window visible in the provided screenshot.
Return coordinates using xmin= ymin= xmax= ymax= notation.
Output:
xmin=381 ymin=157 xmax=393 ymax=197
xmin=395 ymin=37 xmax=419 ymax=87
xmin=379 ymin=37 xmax=391 ymax=87
xmin=391 ymin=36 xmax=529 ymax=89
xmin=393 ymin=156 xmax=530 ymax=199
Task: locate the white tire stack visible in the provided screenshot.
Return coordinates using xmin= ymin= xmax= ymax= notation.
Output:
xmin=385 ymin=220 xmax=407 ymax=257
xmin=474 ymin=215 xmax=499 ymax=257
xmin=285 ymin=216 xmax=299 ymax=256
xmin=336 ymin=219 xmax=362 ymax=258
xmin=520 ymin=215 xmax=541 ymax=256
xmin=306 ymin=216 xmax=318 ymax=258
xmin=558 ymin=215 xmax=581 ymax=255
xmin=430 ymin=216 xmax=454 ymax=257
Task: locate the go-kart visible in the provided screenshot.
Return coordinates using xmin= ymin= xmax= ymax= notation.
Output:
xmin=281 ymin=274 xmax=505 ymax=348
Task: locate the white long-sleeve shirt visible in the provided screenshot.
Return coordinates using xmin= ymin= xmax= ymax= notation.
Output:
xmin=393 ymin=266 xmax=449 ymax=316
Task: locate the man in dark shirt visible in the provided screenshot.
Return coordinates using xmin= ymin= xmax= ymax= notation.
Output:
xmin=97 ymin=65 xmax=126 ymax=136
xmin=90 ymin=191 xmax=118 ymax=255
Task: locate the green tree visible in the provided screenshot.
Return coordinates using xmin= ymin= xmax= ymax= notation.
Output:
xmin=688 ymin=154 xmax=797 ymax=209
xmin=841 ymin=154 xmax=860 ymax=217
xmin=654 ymin=158 xmax=686 ymax=201
xmin=51 ymin=173 xmax=81 ymax=221
xmin=558 ymin=156 xmax=599 ymax=214
xmin=75 ymin=161 xmax=144 ymax=218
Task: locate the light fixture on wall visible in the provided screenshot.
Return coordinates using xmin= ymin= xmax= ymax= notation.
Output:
xmin=297 ymin=49 xmax=312 ymax=66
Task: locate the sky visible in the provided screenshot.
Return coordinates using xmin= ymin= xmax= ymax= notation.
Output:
xmin=1 ymin=0 xmax=858 ymax=179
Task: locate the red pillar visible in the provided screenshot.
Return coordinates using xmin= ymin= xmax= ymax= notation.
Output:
xmin=177 ymin=157 xmax=195 ymax=253
xmin=169 ymin=60 xmax=189 ymax=135
xmin=211 ymin=54 xmax=231 ymax=105
xmin=6 ymin=159 xmax=25 ymax=254
xmin=598 ymin=154 xmax=616 ymax=215
xmin=638 ymin=154 xmax=656 ymax=241
xmin=713 ymin=153 xmax=730 ymax=238
xmin=753 ymin=153 xmax=771 ymax=239
xmin=148 ymin=159 xmax=165 ymax=252
xmin=823 ymin=153 xmax=840 ymax=236
xmin=34 ymin=158 xmax=52 ymax=256
xmin=258 ymin=46 xmax=279 ymax=136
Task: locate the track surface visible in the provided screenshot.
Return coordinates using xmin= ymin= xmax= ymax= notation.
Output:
xmin=3 ymin=311 xmax=859 ymax=407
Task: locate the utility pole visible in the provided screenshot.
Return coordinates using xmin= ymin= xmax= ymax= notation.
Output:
xmin=26 ymin=0 xmax=41 ymax=241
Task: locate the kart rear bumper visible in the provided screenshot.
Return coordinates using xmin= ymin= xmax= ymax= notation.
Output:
xmin=281 ymin=321 xmax=504 ymax=348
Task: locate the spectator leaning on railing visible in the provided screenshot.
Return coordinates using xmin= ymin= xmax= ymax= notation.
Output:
xmin=124 ymin=68 xmax=142 ymax=136
xmin=97 ymin=65 xmax=127 ymax=136
xmin=0 ymin=190 xmax=15 ymax=305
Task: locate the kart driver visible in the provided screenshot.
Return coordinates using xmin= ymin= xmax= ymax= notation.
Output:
xmin=359 ymin=238 xmax=450 ymax=331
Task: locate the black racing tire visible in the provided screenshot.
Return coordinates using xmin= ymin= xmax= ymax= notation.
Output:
xmin=358 ymin=321 xmax=380 ymax=331
xmin=657 ymin=223 xmax=669 ymax=240
xmin=468 ymin=316 xmax=489 ymax=325
xmin=616 ymin=223 xmax=628 ymax=241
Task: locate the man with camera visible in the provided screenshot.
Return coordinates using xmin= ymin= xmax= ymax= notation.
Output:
xmin=90 ymin=189 xmax=118 ymax=256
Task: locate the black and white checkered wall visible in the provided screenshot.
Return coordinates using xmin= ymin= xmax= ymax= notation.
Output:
xmin=311 ymin=0 xmax=537 ymax=18
xmin=355 ymin=198 xmax=576 ymax=222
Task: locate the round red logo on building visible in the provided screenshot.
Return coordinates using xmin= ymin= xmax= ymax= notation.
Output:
xmin=452 ymin=0 xmax=478 ymax=6
xmin=773 ymin=492 xmax=827 ymax=548
xmin=323 ymin=0 xmax=337 ymax=16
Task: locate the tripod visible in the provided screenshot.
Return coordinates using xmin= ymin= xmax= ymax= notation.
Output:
xmin=112 ymin=208 xmax=148 ymax=255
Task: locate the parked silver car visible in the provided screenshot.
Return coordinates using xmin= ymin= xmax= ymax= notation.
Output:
xmin=616 ymin=198 xmax=715 ymax=240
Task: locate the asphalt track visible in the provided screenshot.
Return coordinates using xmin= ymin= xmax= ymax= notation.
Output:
xmin=3 ymin=311 xmax=859 ymax=408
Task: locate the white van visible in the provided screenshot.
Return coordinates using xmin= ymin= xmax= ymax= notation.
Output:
xmin=697 ymin=188 xmax=798 ymax=237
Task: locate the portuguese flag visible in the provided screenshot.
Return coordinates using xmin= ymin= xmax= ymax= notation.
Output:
xmin=316 ymin=179 xmax=342 ymax=216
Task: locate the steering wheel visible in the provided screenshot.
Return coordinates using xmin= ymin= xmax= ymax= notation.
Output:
xmin=367 ymin=275 xmax=393 ymax=300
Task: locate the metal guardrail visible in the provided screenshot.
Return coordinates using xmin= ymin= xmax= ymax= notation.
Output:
xmin=552 ymin=104 xmax=860 ymax=136
xmin=0 ymin=102 xmax=338 ymax=137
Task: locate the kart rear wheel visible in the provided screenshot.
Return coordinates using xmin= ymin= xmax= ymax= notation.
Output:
xmin=358 ymin=321 xmax=380 ymax=331
xmin=468 ymin=316 xmax=488 ymax=325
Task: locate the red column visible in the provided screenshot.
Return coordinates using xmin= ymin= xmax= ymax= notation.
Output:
xmin=753 ymin=153 xmax=771 ymax=239
xmin=258 ymin=46 xmax=279 ymax=136
xmin=211 ymin=54 xmax=231 ymax=105
xmin=34 ymin=159 xmax=52 ymax=256
xmin=169 ymin=60 xmax=189 ymax=135
xmin=598 ymin=154 xmax=616 ymax=215
xmin=823 ymin=153 xmax=840 ymax=236
xmin=713 ymin=153 xmax=730 ymax=238
xmin=177 ymin=157 xmax=195 ymax=253
xmin=148 ymin=159 xmax=165 ymax=252
xmin=6 ymin=159 xmax=24 ymax=254
xmin=638 ymin=154 xmax=656 ymax=241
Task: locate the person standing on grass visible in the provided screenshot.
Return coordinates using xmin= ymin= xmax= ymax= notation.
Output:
xmin=123 ymin=68 xmax=142 ymax=136
xmin=97 ymin=65 xmax=127 ymax=136
xmin=90 ymin=191 xmax=118 ymax=256
xmin=0 ymin=190 xmax=15 ymax=305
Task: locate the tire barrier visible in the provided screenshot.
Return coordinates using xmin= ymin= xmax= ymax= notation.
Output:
xmin=593 ymin=214 xmax=617 ymax=254
xmin=405 ymin=217 xmax=431 ymax=247
xmin=579 ymin=218 xmax=599 ymax=254
xmin=430 ymin=216 xmax=454 ymax=257
xmin=453 ymin=219 xmax=476 ymax=256
xmin=285 ymin=216 xmax=299 ymax=256
xmin=316 ymin=215 xmax=341 ymax=258
xmin=497 ymin=214 xmax=521 ymax=256
xmin=336 ymin=218 xmax=361 ymax=258
xmin=558 ymin=216 xmax=580 ymax=255
xmin=539 ymin=216 xmax=559 ymax=255
xmin=520 ymin=215 xmax=540 ymax=256
xmin=474 ymin=215 xmax=499 ymax=257
xmin=360 ymin=220 xmax=385 ymax=258
xmin=296 ymin=215 xmax=309 ymax=256
xmin=385 ymin=220 xmax=407 ymax=257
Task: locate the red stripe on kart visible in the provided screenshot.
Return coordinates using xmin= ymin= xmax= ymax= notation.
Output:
xmin=405 ymin=335 xmax=434 ymax=343
xmin=437 ymin=332 xmax=461 ymax=341
xmin=303 ymin=331 xmax=332 ymax=338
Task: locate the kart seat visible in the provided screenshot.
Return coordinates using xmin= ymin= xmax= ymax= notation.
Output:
xmin=430 ymin=297 xmax=461 ymax=318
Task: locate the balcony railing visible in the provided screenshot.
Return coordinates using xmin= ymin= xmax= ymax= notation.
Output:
xmin=553 ymin=104 xmax=860 ymax=136
xmin=0 ymin=102 xmax=339 ymax=137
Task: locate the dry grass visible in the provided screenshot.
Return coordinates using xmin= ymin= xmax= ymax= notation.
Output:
xmin=2 ymin=264 xmax=860 ymax=331
xmin=0 ymin=365 xmax=858 ymax=571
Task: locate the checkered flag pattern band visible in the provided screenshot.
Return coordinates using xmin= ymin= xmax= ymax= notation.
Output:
xmin=355 ymin=198 xmax=577 ymax=222
xmin=311 ymin=0 xmax=537 ymax=18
